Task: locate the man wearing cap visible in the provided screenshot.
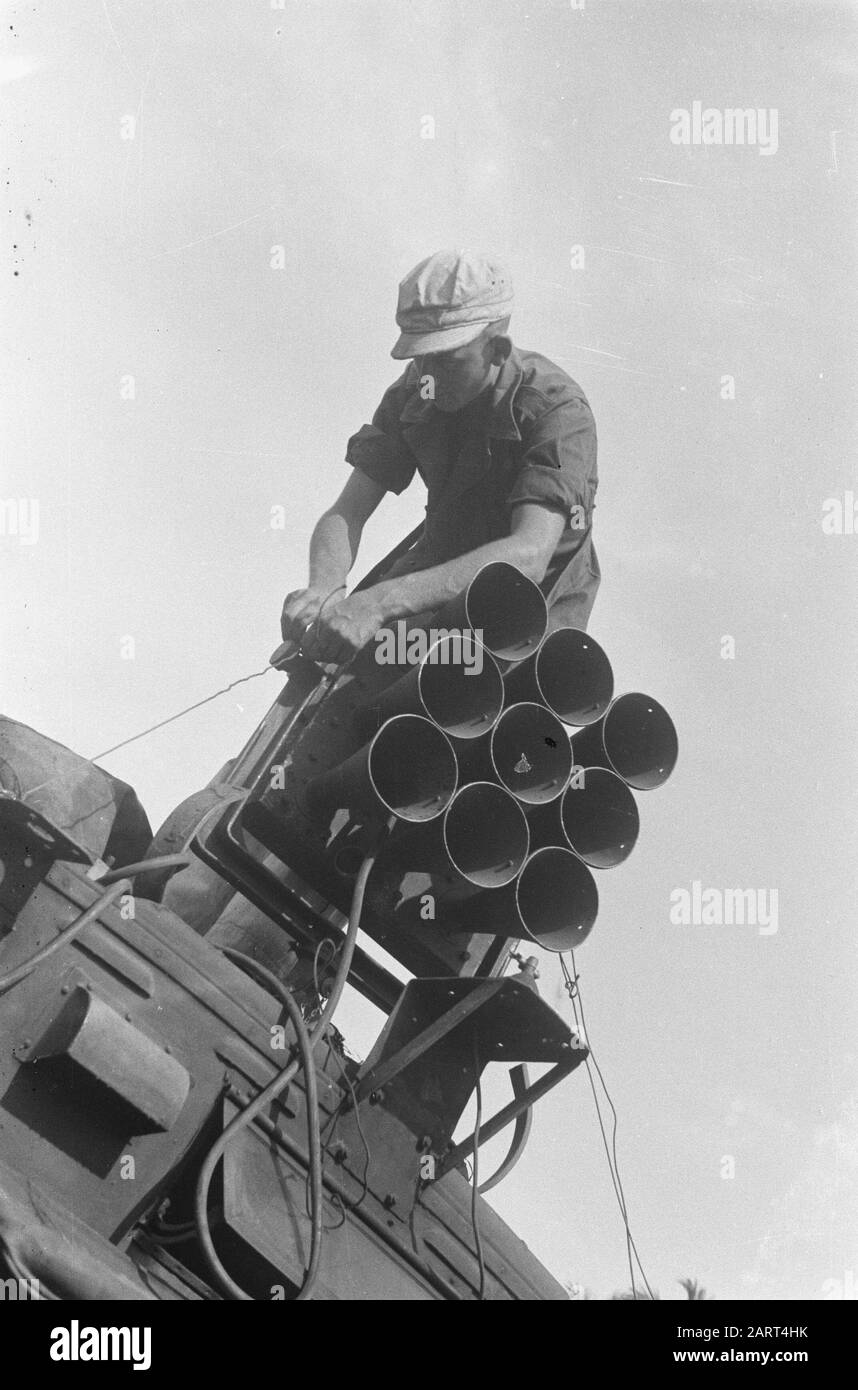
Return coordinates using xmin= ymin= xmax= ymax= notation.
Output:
xmin=281 ymin=249 xmax=601 ymax=665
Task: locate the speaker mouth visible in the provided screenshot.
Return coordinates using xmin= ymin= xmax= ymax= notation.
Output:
xmin=588 ymin=692 xmax=678 ymax=790
xmin=515 ymin=846 xmax=599 ymax=951
xmin=462 ymin=561 xmax=548 ymax=662
xmin=354 ymin=636 xmax=503 ymax=742
xmin=558 ymin=767 xmax=640 ymax=867
xmin=306 ymin=713 xmax=458 ymax=825
xmin=380 ymin=782 xmax=530 ymax=896
xmin=416 ymin=638 xmax=504 ymax=739
xmin=527 ymin=627 xmax=614 ymax=726
xmin=366 ymin=716 xmax=459 ymax=821
xmin=488 ymin=702 xmax=573 ymax=804
xmin=441 ymin=782 xmax=530 ymax=889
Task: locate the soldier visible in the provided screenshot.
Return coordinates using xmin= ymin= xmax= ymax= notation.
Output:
xmin=281 ymin=249 xmax=600 ymax=665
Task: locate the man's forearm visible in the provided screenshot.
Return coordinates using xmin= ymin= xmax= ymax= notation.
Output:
xmin=371 ymin=533 xmax=544 ymax=621
xmin=307 ymin=509 xmax=362 ymax=591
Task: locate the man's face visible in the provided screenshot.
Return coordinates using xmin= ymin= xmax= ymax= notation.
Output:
xmin=417 ymin=328 xmax=501 ymax=413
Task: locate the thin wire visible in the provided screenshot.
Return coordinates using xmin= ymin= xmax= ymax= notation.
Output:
xmin=89 ymin=666 xmax=276 ymax=762
xmin=471 ymin=1032 xmax=486 ymax=1301
xmin=24 ymin=599 xmax=353 ymax=797
xmin=327 ymin=1042 xmax=372 ymax=1212
xmin=560 ymin=953 xmax=656 ymax=1301
xmin=570 ymin=954 xmax=656 ymax=1300
xmin=280 ymin=584 xmax=348 ymax=665
xmin=561 ymin=956 xmax=636 ymax=1296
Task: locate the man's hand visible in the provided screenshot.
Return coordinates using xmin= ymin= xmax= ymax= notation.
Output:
xmin=300 ymin=589 xmax=387 ymax=666
xmin=280 ymin=585 xmax=345 ymax=644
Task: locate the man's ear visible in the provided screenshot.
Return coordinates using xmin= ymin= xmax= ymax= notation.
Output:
xmin=490 ymin=334 xmax=513 ymax=366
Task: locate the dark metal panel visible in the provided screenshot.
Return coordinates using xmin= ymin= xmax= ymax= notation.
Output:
xmin=220 ymin=1099 xmax=436 ymax=1301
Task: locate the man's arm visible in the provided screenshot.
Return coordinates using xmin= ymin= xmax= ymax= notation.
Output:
xmin=280 ymin=469 xmax=386 ymax=642
xmin=303 ymin=503 xmax=565 ymax=665
xmin=375 ymin=502 xmax=564 ymax=616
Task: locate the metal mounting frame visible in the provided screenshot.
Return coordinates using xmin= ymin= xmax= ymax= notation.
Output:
xmin=351 ymin=976 xmax=588 ymax=1164
xmin=191 ymin=800 xmax=403 ymax=1014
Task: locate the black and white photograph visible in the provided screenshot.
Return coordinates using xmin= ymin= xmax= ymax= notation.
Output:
xmin=0 ymin=0 xmax=855 ymax=1349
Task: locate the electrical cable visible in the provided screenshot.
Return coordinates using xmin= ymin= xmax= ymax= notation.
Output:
xmin=0 ymin=877 xmax=131 ymax=993
xmin=470 ymin=1031 xmax=487 ymax=1301
xmin=311 ymin=936 xmax=337 ymax=1003
xmin=560 ymin=952 xmax=656 ymax=1301
xmin=198 ymin=950 xmax=322 ymax=1302
xmin=96 ymin=853 xmax=192 ymax=885
xmin=193 ymin=824 xmax=391 ymax=1300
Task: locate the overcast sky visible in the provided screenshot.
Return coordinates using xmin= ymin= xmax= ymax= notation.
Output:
xmin=2 ymin=0 xmax=857 ymax=1300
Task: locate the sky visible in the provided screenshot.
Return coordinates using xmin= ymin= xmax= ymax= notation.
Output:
xmin=1 ymin=0 xmax=857 ymax=1300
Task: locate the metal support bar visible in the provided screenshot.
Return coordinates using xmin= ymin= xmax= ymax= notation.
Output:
xmin=435 ymin=1054 xmax=584 ymax=1178
xmin=226 ymin=661 xmax=330 ymax=790
xmin=354 ymin=979 xmax=501 ymax=1103
xmin=190 ymin=804 xmax=402 ymax=1014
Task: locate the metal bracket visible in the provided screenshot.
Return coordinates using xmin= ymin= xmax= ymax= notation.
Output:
xmin=435 ymin=1056 xmax=580 ymax=1180
xmin=477 ymin=1064 xmax=532 ymax=1194
xmin=352 ymin=976 xmax=588 ymax=1162
xmin=0 ymin=793 xmax=93 ymax=865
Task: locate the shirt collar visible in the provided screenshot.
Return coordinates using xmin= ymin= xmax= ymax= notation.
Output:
xmin=399 ymin=345 xmax=524 ymax=441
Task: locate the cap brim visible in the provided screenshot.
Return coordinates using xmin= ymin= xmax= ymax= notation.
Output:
xmin=390 ymin=320 xmax=493 ymax=360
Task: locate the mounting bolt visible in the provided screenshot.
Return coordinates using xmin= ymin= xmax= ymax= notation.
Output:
xmin=369 ymin=1088 xmax=385 ymax=1105
xmin=330 ymin=1141 xmax=348 ymax=1165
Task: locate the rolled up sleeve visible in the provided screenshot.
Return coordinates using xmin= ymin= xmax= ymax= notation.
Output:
xmin=506 ymin=395 xmax=597 ymax=524
xmin=345 ymin=385 xmax=416 ymax=496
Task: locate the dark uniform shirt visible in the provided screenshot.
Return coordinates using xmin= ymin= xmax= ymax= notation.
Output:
xmin=345 ymin=345 xmax=601 ymax=631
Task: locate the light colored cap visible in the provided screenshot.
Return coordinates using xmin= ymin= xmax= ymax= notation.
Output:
xmin=391 ymin=249 xmax=513 ymax=359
